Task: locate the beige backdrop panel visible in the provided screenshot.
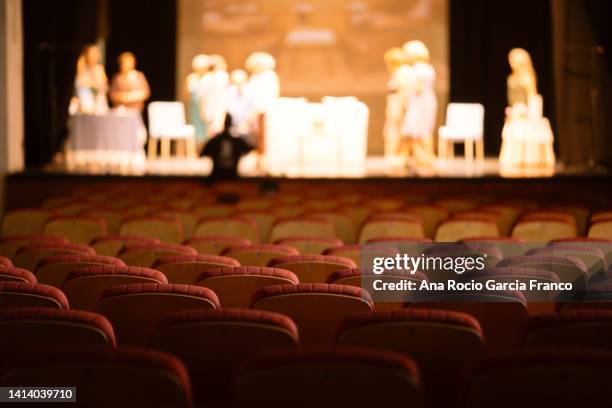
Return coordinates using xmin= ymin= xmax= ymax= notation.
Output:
xmin=177 ymin=0 xmax=448 ymax=155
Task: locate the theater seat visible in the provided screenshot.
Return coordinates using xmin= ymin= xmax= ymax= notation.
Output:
xmin=434 ymin=219 xmax=500 ymax=242
xmin=408 ymin=289 xmax=529 ymax=350
xmin=80 ymin=207 xmax=127 ymax=235
xmin=195 ymin=266 xmax=299 ymax=308
xmin=193 ymin=216 xmax=260 ymax=243
xmin=119 ymin=215 xmax=184 ymax=244
xmin=497 ymin=255 xmax=587 ymax=289
xmin=118 ymin=243 xmax=197 ymax=267
xmin=512 ymin=216 xmax=577 ymax=242
xmin=34 ymin=254 xmax=125 ymax=288
xmin=13 ymin=241 xmax=96 ymax=272
xmin=1 ymin=208 xmax=54 ymax=236
xmin=268 ymin=255 xmax=356 ymax=283
xmin=359 ymin=218 xmax=425 ymax=243
xmin=151 ymin=254 xmax=240 ymax=284
xmin=251 ymin=283 xmax=372 ymax=345
xmin=0 ymin=307 xmax=116 ymax=350
xmin=337 ymin=309 xmax=485 ymax=407
xmin=233 ymin=348 xmax=423 ymax=408
xmin=62 ymin=266 xmax=168 ymax=310
xmin=526 ymin=244 xmax=607 ymax=275
xmin=404 ymin=204 xmax=449 ymax=238
xmin=523 ymin=309 xmax=612 ymax=349
xmin=90 ymin=235 xmax=160 ymax=257
xmin=43 ymin=215 xmax=108 ymax=245
xmin=322 ymin=244 xmax=398 ymax=267
xmin=150 ymin=308 xmax=299 ymax=406
xmin=0 ymin=347 xmax=193 ymax=408
xmin=0 ymin=256 xmax=12 ymax=267
xmin=462 ymin=350 xmax=612 ymax=407
xmin=269 ymin=217 xmax=335 ymax=242
xmin=588 ymin=219 xmax=612 ymax=240
xmin=275 ymin=236 xmax=343 ymax=255
xmin=0 ymin=267 xmax=37 ymax=284
xmin=183 ymin=236 xmax=251 ymax=255
xmin=96 ymin=283 xmax=219 ymax=345
xmin=0 ymin=282 xmax=68 ymax=309
xmin=0 ymin=235 xmax=67 ymax=259
xmin=222 ymin=244 xmax=299 ymax=267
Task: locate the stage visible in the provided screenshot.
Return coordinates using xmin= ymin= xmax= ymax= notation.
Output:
xmin=41 ymin=153 xmax=575 ymax=179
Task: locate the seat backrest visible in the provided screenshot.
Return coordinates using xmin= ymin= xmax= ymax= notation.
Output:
xmin=0 ymin=307 xmax=116 ymax=350
xmin=150 ymin=309 xmax=299 ymax=406
xmin=91 ymin=235 xmax=160 ymax=257
xmin=434 ymin=220 xmax=500 ymax=242
xmin=462 ymin=350 xmax=612 ymax=407
xmin=0 ymin=266 xmax=37 ymax=284
xmin=0 ymin=235 xmax=67 ymax=260
xmin=0 ymin=282 xmax=68 ymax=309
xmin=193 ymin=216 xmax=259 ymax=243
xmin=1 ymin=209 xmax=53 ymax=236
xmin=151 ymin=254 xmax=240 ymax=284
xmin=233 ymin=348 xmax=422 ymax=408
xmin=523 ymin=310 xmax=612 ymax=349
xmin=251 ymin=283 xmax=372 ymax=345
xmin=119 ymin=216 xmax=184 ymax=245
xmin=62 ymin=266 xmax=168 ymax=310
xmin=148 ymin=101 xmax=187 ymax=137
xmin=268 ymin=255 xmax=356 ymax=283
xmin=512 ymin=218 xmax=577 ymax=242
xmin=95 ymin=283 xmax=219 ymax=345
xmin=183 ymin=236 xmax=251 ymax=255
xmin=269 ymin=217 xmax=335 ymax=242
xmin=118 ymin=243 xmax=197 ymax=268
xmin=496 ymin=255 xmax=587 ymax=288
xmin=195 ymin=266 xmax=299 ymax=308
xmin=588 ymin=220 xmax=612 ymax=240
xmin=43 ymin=215 xmax=108 ymax=245
xmin=35 ymin=255 xmax=126 ymax=288
xmin=13 ymin=242 xmax=96 ymax=271
xmin=222 ymin=244 xmax=299 ymax=267
xmin=0 ymin=347 xmax=193 ymax=408
xmin=445 ymin=103 xmax=485 ymax=137
xmin=359 ymin=218 xmax=425 ymax=243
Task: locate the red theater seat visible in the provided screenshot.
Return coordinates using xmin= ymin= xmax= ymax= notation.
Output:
xmin=359 ymin=218 xmax=425 ymax=243
xmin=1 ymin=208 xmax=54 ymax=236
xmin=118 ymin=243 xmax=197 ymax=267
xmin=222 ymin=244 xmax=299 ymax=267
xmin=269 ymin=217 xmax=335 ymax=242
xmin=268 ymin=255 xmax=356 ymax=283
xmin=523 ymin=309 xmax=612 ymax=349
xmin=233 ymin=348 xmax=423 ymax=408
xmin=152 ymin=254 xmax=240 ymax=284
xmin=150 ymin=308 xmax=299 ymax=405
xmin=62 ymin=266 xmax=168 ymax=310
xmin=0 ymin=307 xmax=116 ymax=350
xmin=183 ymin=236 xmax=251 ymax=255
xmin=497 ymin=255 xmax=588 ymax=288
xmin=34 ymin=254 xmax=125 ymax=288
xmin=0 ymin=347 xmax=193 ymax=408
xmin=251 ymin=284 xmax=372 ymax=345
xmin=337 ymin=309 xmax=485 ymax=407
xmin=43 ymin=214 xmax=108 ymax=245
xmin=275 ymin=236 xmax=343 ymax=255
xmin=322 ymin=244 xmax=398 ymax=267
xmin=0 ymin=256 xmax=12 ymax=267
xmin=195 ymin=266 xmax=299 ymax=308
xmin=0 ymin=235 xmax=67 ymax=260
xmin=462 ymin=350 xmax=612 ymax=407
xmin=407 ymin=289 xmax=529 ymax=350
xmin=13 ymin=242 xmax=96 ymax=272
xmin=95 ymin=283 xmax=219 ymax=345
xmin=90 ymin=235 xmax=160 ymax=257
xmin=0 ymin=282 xmax=68 ymax=309
xmin=0 ymin=267 xmax=37 ymax=284
xmin=193 ymin=216 xmax=260 ymax=243
xmin=119 ymin=215 xmax=184 ymax=244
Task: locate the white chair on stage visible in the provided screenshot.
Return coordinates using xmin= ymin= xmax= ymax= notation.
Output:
xmin=438 ymin=103 xmax=485 ymax=164
xmin=147 ymin=102 xmax=197 ymax=160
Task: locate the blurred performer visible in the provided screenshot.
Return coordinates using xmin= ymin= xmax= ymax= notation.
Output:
xmin=200 ymin=54 xmax=230 ymax=137
xmin=224 ymin=69 xmax=256 ymax=145
xmin=109 ymin=52 xmax=150 ymax=111
xmin=383 ymin=47 xmax=410 ymax=160
xmin=500 ymin=48 xmax=555 ymax=169
xmin=184 ymin=54 xmax=210 ymax=148
xmin=74 ymin=44 xmax=108 ymax=114
xmin=400 ymin=40 xmax=437 ymax=168
xmin=246 ymin=52 xmax=280 ymax=155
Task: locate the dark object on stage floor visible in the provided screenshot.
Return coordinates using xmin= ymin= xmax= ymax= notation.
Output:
xmin=201 ymin=114 xmax=252 ymax=181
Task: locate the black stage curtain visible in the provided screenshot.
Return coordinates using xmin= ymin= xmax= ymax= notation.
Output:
xmin=450 ymin=0 xmax=555 ymax=156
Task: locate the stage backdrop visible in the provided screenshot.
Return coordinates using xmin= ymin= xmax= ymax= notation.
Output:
xmin=177 ymin=0 xmax=449 ymax=155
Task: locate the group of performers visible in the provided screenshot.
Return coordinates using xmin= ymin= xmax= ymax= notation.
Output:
xmin=71 ymin=44 xmax=150 ymax=115
xmin=384 ymin=41 xmax=555 ymax=169
xmin=183 ymin=52 xmax=280 ymax=152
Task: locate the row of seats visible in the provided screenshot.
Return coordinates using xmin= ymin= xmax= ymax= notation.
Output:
xmin=3 ymin=193 xmax=612 ymax=245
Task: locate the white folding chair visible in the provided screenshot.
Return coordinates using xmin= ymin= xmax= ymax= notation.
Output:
xmin=438 ymin=103 xmax=485 ymax=163
xmin=147 ymin=102 xmax=197 ymax=160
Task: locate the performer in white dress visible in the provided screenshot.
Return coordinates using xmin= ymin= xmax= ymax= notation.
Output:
xmin=224 ymin=69 xmax=256 ymax=144
xmin=246 ymin=52 xmax=280 ymax=154
xmin=383 ymin=47 xmax=410 ymax=161
xmin=399 ymin=41 xmax=437 ymax=168
xmin=184 ymin=54 xmax=210 ymax=148
xmin=74 ymin=44 xmax=109 ymax=115
xmin=499 ymin=48 xmax=555 ymax=170
xmin=200 ymin=54 xmax=230 ymax=137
